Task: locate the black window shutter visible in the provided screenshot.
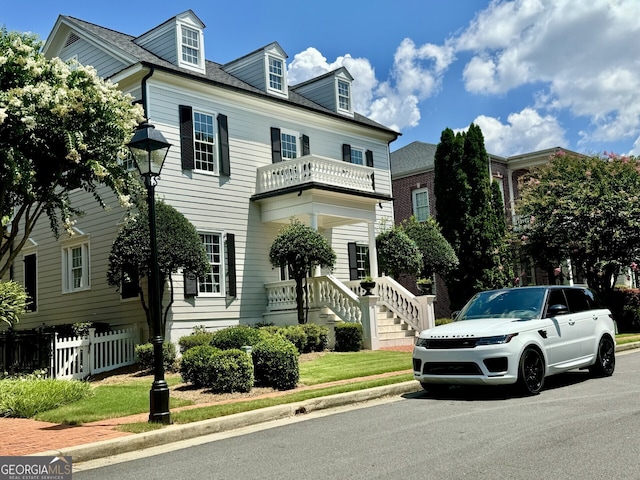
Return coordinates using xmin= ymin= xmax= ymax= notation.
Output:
xmin=347 ymin=242 xmax=359 ymax=281
xmin=24 ymin=254 xmax=37 ymax=311
xmin=271 ymin=127 xmax=282 ymax=163
xmin=302 ymin=134 xmax=310 ymax=156
xmin=184 ymin=272 xmax=198 ymax=297
xmin=226 ymin=233 xmax=237 ymax=297
xmin=365 ymin=150 xmax=374 ymax=167
xmin=218 ymin=113 xmax=230 ymax=176
xmin=342 ymin=144 xmax=352 ymax=162
xmin=179 ymin=105 xmax=194 ymax=170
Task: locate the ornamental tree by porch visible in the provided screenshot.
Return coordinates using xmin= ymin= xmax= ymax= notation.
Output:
xmin=376 ymin=226 xmax=423 ymax=279
xmin=516 ymin=151 xmax=640 ymax=296
xmin=0 ymin=29 xmax=144 ymax=277
xmin=107 ymin=201 xmax=210 ymax=337
xmin=401 ymin=216 xmax=458 ymax=279
xmin=269 ymin=220 xmax=336 ymax=324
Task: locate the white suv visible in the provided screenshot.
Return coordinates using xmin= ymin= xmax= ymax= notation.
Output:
xmin=413 ymin=286 xmax=616 ymax=395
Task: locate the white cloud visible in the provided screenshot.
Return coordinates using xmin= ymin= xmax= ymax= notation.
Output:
xmin=469 ymin=108 xmax=567 ymax=156
xmin=455 ymin=0 xmax=640 ymax=146
xmin=287 ymin=40 xmax=454 ymax=132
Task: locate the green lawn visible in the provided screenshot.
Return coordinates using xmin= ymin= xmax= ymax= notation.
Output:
xmin=34 ymin=350 xmax=412 ymax=426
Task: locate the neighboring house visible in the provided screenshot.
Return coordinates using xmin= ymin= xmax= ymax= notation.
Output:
xmin=7 ymin=10 xmax=432 ymax=348
xmin=390 ymin=141 xmax=584 ymax=318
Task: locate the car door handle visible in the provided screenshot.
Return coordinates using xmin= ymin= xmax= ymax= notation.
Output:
xmin=568 ymin=320 xmax=575 ymax=326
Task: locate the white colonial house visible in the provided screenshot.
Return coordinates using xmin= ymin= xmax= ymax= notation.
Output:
xmin=7 ymin=10 xmax=434 ymax=351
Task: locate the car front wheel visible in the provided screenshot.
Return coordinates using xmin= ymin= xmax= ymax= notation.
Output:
xmin=517 ymin=347 xmax=544 ymax=395
xmin=589 ymin=335 xmax=615 ymax=377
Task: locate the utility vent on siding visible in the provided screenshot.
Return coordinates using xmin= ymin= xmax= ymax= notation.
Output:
xmin=64 ymin=33 xmax=80 ymax=48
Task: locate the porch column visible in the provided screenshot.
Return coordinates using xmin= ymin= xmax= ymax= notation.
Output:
xmin=367 ymin=221 xmax=379 ymax=277
xmin=310 ymin=213 xmax=321 ymax=277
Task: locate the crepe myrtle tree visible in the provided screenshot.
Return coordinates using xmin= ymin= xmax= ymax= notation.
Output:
xmin=0 ymin=29 xmax=144 ymax=277
xmin=376 ymin=226 xmax=423 ymax=280
xmin=517 ymin=150 xmax=640 ymax=296
xmin=107 ymin=201 xmax=210 ymax=337
xmin=269 ymin=220 xmax=336 ymax=324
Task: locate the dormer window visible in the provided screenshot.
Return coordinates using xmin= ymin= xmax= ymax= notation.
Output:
xmin=338 ymin=80 xmax=351 ymax=112
xmin=181 ymin=26 xmax=200 ymax=66
xmin=268 ymin=56 xmax=284 ymax=93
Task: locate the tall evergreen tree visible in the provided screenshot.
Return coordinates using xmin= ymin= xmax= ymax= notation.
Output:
xmin=434 ymin=124 xmax=513 ymax=309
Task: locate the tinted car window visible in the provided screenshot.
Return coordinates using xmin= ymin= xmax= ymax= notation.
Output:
xmin=564 ymin=288 xmax=591 ymax=313
xmin=546 ymin=289 xmax=567 ymax=314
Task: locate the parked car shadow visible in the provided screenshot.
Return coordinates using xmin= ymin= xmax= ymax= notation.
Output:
xmin=403 ymin=370 xmax=593 ymax=401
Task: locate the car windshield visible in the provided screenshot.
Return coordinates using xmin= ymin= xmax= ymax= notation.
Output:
xmin=456 ymin=287 xmax=547 ymax=321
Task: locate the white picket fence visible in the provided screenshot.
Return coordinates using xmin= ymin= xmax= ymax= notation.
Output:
xmin=52 ymin=327 xmax=140 ymax=380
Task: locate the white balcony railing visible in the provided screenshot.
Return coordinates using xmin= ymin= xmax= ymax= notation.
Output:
xmin=255 ymin=155 xmax=375 ymax=196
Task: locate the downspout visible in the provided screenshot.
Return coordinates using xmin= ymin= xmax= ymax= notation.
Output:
xmin=140 ymin=66 xmax=155 ymax=120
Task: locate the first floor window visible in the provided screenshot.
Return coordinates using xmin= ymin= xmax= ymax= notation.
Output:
xmin=412 ymin=188 xmax=430 ymax=222
xmin=62 ymin=241 xmax=90 ymax=293
xmin=348 ymin=242 xmax=369 ymax=280
xmin=199 ymin=233 xmax=223 ymax=295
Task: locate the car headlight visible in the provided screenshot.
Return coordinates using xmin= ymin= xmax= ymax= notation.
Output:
xmin=415 ymin=337 xmax=429 ymax=347
xmin=475 ymin=333 xmax=518 ymax=345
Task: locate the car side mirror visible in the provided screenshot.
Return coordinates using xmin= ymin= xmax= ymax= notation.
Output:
xmin=546 ymin=304 xmax=569 ymax=317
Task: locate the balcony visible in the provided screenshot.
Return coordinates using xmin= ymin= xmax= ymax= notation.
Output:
xmin=253 ymin=154 xmax=375 ymax=198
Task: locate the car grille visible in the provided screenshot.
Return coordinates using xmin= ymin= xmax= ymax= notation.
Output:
xmin=422 ymin=362 xmax=482 ymax=375
xmin=421 ymin=338 xmax=478 ymax=349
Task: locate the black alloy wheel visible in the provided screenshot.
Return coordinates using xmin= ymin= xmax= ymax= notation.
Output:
xmin=589 ymin=335 xmax=616 ymax=377
xmin=517 ymin=347 xmax=544 ymax=395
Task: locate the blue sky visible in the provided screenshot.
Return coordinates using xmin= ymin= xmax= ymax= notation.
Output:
xmin=3 ymin=0 xmax=640 ymax=157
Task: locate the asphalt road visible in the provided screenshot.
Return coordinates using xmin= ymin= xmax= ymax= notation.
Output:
xmin=74 ymin=350 xmax=640 ymax=480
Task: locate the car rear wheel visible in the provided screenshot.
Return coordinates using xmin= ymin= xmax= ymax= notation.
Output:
xmin=589 ymin=335 xmax=615 ymax=377
xmin=517 ymin=348 xmax=544 ymax=395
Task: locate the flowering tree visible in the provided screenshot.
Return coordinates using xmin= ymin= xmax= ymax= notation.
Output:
xmin=516 ymin=151 xmax=640 ymax=295
xmin=269 ymin=220 xmax=336 ymax=324
xmin=107 ymin=201 xmax=210 ymax=337
xmin=0 ymin=29 xmax=144 ymax=277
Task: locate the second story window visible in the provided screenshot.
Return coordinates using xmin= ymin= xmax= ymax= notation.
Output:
xmin=412 ymin=188 xmax=430 ymax=222
xmin=268 ymin=56 xmax=284 ymax=92
xmin=62 ymin=239 xmax=90 ymax=293
xmin=338 ymin=80 xmax=351 ymax=112
xmin=350 ymin=147 xmax=364 ymax=165
xmin=181 ymin=26 xmax=200 ymax=66
xmin=281 ymin=131 xmax=298 ymax=159
xmin=194 ymin=111 xmax=216 ymax=173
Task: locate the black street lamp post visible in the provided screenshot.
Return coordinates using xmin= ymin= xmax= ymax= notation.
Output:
xmin=127 ymin=122 xmax=172 ymax=424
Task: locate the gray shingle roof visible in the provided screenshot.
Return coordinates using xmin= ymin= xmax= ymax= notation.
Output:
xmin=61 ymin=15 xmax=397 ymax=136
xmin=390 ymin=141 xmax=438 ymax=178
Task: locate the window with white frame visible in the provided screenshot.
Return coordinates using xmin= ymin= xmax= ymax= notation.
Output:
xmin=193 ymin=111 xmax=216 ymax=173
xmin=337 ymin=80 xmax=351 ymax=112
xmin=62 ymin=240 xmax=90 ymax=293
xmin=268 ymin=56 xmax=284 ymax=93
xmin=199 ymin=233 xmax=223 ymax=295
xmin=281 ymin=130 xmax=298 ymax=159
xmin=181 ymin=26 xmax=200 ymax=66
xmin=350 ymin=147 xmax=364 ymax=165
xmin=412 ymin=188 xmax=430 ymax=222
xmin=355 ymin=244 xmax=368 ymax=279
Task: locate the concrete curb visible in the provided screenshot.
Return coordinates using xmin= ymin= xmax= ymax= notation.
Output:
xmin=30 ymin=381 xmax=422 ymax=463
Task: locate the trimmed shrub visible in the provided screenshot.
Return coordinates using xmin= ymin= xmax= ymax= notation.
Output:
xmin=178 ymin=332 xmax=216 ymax=353
xmin=253 ymin=336 xmax=299 ymax=390
xmin=135 ymin=342 xmax=177 ymax=372
xmin=274 ymin=325 xmax=306 ymax=353
xmin=210 ymin=325 xmax=268 ymax=350
xmin=207 ymin=349 xmax=254 ymax=393
xmin=180 ymin=345 xmax=220 ymax=388
xmin=301 ymin=323 xmax=328 ymax=352
xmin=334 ymin=323 xmax=363 ymax=352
